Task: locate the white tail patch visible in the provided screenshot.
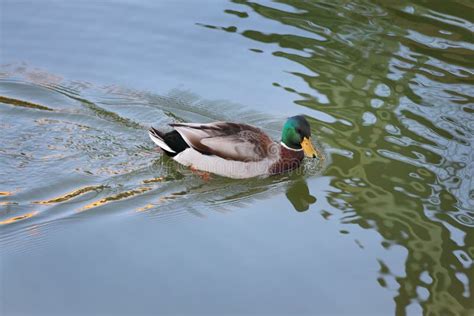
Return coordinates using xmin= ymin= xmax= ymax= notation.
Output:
xmin=148 ymin=131 xmax=176 ymax=153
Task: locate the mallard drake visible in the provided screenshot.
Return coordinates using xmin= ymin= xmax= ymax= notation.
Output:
xmin=148 ymin=115 xmax=318 ymax=179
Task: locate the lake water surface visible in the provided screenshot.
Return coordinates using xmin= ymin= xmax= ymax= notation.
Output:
xmin=1 ymin=1 xmax=473 ymax=315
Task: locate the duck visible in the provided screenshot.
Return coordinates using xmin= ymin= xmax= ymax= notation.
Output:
xmin=148 ymin=115 xmax=318 ymax=179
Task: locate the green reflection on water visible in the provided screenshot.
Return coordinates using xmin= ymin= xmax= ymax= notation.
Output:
xmin=202 ymin=0 xmax=473 ymax=314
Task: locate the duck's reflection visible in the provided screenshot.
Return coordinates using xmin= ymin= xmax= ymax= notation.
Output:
xmin=286 ymin=179 xmax=316 ymax=212
xmin=137 ymin=160 xmax=319 ymax=214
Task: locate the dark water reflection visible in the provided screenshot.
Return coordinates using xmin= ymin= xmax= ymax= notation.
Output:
xmin=286 ymin=179 xmax=317 ymax=212
xmin=1 ymin=0 xmax=473 ymax=315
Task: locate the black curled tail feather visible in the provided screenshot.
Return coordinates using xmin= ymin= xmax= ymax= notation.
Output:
xmin=149 ymin=127 xmax=189 ymax=157
xmin=149 ymin=127 xmax=165 ymax=139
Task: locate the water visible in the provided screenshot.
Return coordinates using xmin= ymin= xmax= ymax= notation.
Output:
xmin=1 ymin=0 xmax=473 ymax=315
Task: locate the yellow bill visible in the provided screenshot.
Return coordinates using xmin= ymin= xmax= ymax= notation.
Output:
xmin=301 ymin=137 xmax=317 ymax=158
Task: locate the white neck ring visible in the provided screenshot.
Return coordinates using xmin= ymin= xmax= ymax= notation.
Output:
xmin=280 ymin=142 xmax=303 ymax=152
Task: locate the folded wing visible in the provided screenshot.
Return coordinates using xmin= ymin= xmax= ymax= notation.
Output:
xmin=170 ymin=122 xmax=273 ymax=162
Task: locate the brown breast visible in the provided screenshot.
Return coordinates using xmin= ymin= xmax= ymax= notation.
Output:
xmin=268 ymin=145 xmax=304 ymax=175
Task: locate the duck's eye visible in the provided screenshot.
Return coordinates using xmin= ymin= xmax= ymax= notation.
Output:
xmin=297 ymin=128 xmax=302 ymax=135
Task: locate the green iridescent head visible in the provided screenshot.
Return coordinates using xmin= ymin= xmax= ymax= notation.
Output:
xmin=281 ymin=115 xmax=317 ymax=158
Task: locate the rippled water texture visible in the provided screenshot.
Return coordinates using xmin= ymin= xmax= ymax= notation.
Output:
xmin=1 ymin=1 xmax=473 ymax=315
